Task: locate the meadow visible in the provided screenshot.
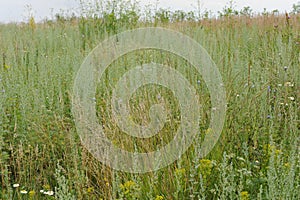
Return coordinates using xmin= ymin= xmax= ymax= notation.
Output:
xmin=0 ymin=1 xmax=299 ymax=199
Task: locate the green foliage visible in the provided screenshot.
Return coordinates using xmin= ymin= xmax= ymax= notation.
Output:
xmin=55 ymin=163 xmax=76 ymax=200
xmin=218 ymin=0 xmax=239 ymax=17
xmin=292 ymin=2 xmax=300 ymax=14
xmin=0 ymin=1 xmax=299 ymax=199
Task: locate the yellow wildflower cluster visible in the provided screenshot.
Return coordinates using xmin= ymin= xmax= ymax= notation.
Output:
xmin=205 ymin=128 xmax=213 ymax=135
xmin=29 ymin=16 xmax=36 ymax=30
xmin=155 ymin=195 xmax=164 ymax=200
xmin=240 ymin=191 xmax=249 ymax=200
xmin=199 ymin=159 xmax=213 ymax=180
xmin=263 ymin=144 xmax=282 ymax=158
xmin=29 ymin=190 xmax=35 ymax=198
xmin=175 ymin=168 xmax=186 ymax=176
xmin=87 ymin=187 xmax=94 ymax=193
xmin=119 ymin=180 xmax=139 ymax=198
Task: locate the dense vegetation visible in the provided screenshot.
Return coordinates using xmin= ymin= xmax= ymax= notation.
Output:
xmin=0 ymin=1 xmax=299 ymax=199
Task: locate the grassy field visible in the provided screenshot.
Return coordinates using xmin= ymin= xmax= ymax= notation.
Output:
xmin=0 ymin=1 xmax=299 ymax=199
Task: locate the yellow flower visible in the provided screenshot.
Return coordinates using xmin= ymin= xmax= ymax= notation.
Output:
xmin=104 ymin=177 xmax=110 ymax=186
xmin=199 ymin=159 xmax=213 ymax=180
xmin=119 ymin=180 xmax=139 ymax=198
xmin=4 ymin=64 xmax=10 ymax=70
xmin=284 ymin=162 xmax=290 ymax=169
xmin=43 ymin=184 xmax=51 ymax=190
xmin=29 ymin=16 xmax=36 ymax=30
xmin=155 ymin=195 xmax=164 ymax=200
xmin=205 ymin=128 xmax=213 ymax=134
xmin=29 ymin=190 xmax=35 ymax=197
xmin=175 ymin=168 xmax=186 ymax=176
xmin=87 ymin=187 xmax=94 ymax=193
xmin=240 ymin=191 xmax=249 ymax=200
xmin=120 ymin=180 xmax=135 ymax=189
xmin=275 ymin=149 xmax=282 ymax=155
xmin=200 ymin=159 xmax=212 ymax=167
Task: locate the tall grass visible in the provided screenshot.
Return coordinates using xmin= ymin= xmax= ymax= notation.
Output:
xmin=0 ymin=1 xmax=299 ymax=199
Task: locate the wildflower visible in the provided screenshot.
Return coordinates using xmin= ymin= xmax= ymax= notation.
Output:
xmin=277 ymin=83 xmax=282 ymax=87
xmin=29 ymin=190 xmax=35 ymax=197
xmin=175 ymin=168 xmax=186 ymax=176
xmin=240 ymin=191 xmax=249 ymax=200
xmin=288 ymin=96 xmax=295 ymax=101
xmin=4 ymin=64 xmax=10 ymax=70
xmin=197 ymin=80 xmax=201 ymax=85
xmin=198 ymin=159 xmax=213 ymax=180
xmin=275 ymin=149 xmax=282 ymax=155
xmin=20 ymin=190 xmax=28 ymax=194
xmin=119 ymin=180 xmax=139 ymax=198
xmin=205 ymin=128 xmax=213 ymax=134
xmin=29 ymin=16 xmax=36 ymax=30
xmin=42 ymin=184 xmax=51 ymax=190
xmin=40 ymin=190 xmax=44 ymax=193
xmin=44 ymin=191 xmax=54 ymax=196
xmin=284 ymin=82 xmax=294 ymax=87
xmin=13 ymin=183 xmax=20 ymax=188
xmin=200 ymin=159 xmax=212 ymax=168
xmin=267 ymin=85 xmax=271 ymax=92
xmin=121 ymin=180 xmax=135 ymax=189
xmin=155 ymin=195 xmax=164 ymax=200
xmin=284 ymin=162 xmax=290 ymax=168
xmin=87 ymin=187 xmax=94 ymax=193
xmin=104 ymin=177 xmax=110 ymax=186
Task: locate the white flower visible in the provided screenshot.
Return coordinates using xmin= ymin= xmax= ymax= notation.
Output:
xmin=20 ymin=190 xmax=28 ymax=194
xmin=288 ymin=97 xmax=295 ymax=101
xmin=44 ymin=191 xmax=54 ymax=196
xmin=277 ymin=84 xmax=282 ymax=87
xmin=13 ymin=183 xmax=20 ymax=188
xmin=40 ymin=189 xmax=44 ymax=193
xmin=285 ymin=82 xmax=294 ymax=87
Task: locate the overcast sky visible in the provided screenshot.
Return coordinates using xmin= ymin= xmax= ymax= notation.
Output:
xmin=0 ymin=0 xmax=298 ymax=23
